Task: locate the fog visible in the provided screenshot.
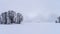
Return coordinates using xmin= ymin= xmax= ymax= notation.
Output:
xmin=0 ymin=0 xmax=59 ymax=22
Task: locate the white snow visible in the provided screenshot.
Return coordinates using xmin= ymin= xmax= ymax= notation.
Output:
xmin=0 ymin=23 xmax=60 ymax=34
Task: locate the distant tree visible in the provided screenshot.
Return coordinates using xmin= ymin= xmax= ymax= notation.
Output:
xmin=58 ymin=16 xmax=60 ymax=23
xmin=56 ymin=16 xmax=60 ymax=23
xmin=0 ymin=10 xmax=23 ymax=24
xmin=8 ymin=10 xmax=16 ymax=24
xmin=0 ymin=15 xmax=2 ymax=24
xmin=55 ymin=20 xmax=58 ymax=23
xmin=16 ymin=13 xmax=23 ymax=24
xmin=1 ymin=12 xmax=7 ymax=24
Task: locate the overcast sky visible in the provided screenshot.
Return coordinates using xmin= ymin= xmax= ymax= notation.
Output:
xmin=0 ymin=0 xmax=59 ymax=23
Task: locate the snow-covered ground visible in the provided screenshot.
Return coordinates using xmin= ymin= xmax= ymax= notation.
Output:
xmin=0 ymin=23 xmax=60 ymax=34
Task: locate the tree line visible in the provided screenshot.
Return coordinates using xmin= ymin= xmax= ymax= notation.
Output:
xmin=0 ymin=10 xmax=23 ymax=24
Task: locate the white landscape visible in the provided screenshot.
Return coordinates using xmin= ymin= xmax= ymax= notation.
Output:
xmin=0 ymin=23 xmax=60 ymax=34
xmin=0 ymin=0 xmax=59 ymax=34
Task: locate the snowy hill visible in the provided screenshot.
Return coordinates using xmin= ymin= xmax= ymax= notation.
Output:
xmin=0 ymin=23 xmax=60 ymax=34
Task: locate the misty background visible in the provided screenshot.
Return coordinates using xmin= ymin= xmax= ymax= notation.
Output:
xmin=0 ymin=0 xmax=59 ymax=23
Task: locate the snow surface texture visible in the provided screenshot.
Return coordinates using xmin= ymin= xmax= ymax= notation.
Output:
xmin=0 ymin=23 xmax=60 ymax=34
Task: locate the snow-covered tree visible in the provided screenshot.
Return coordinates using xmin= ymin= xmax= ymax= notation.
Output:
xmin=0 ymin=10 xmax=23 ymax=24
xmin=8 ymin=10 xmax=16 ymax=24
xmin=1 ymin=12 xmax=7 ymax=24
xmin=16 ymin=13 xmax=23 ymax=24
